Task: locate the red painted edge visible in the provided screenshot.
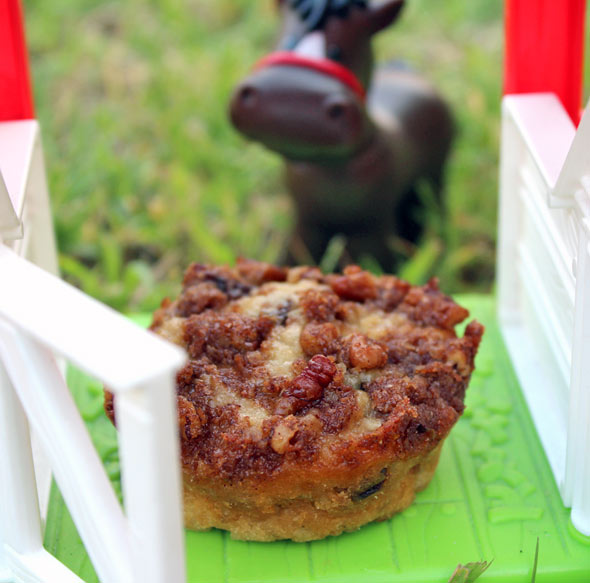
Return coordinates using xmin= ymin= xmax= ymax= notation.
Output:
xmin=504 ymin=0 xmax=586 ymax=125
xmin=0 ymin=0 xmax=35 ymax=121
xmin=255 ymin=52 xmax=367 ymax=101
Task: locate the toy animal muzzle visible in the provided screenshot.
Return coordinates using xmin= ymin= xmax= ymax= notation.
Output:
xmin=229 ymin=31 xmax=373 ymax=160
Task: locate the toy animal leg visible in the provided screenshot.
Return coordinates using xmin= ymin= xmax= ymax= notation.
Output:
xmin=393 ymin=162 xmax=448 ymax=246
xmin=342 ymin=231 xmax=399 ymax=272
xmin=282 ymin=222 xmax=333 ymax=266
xmin=283 ymin=220 xmax=399 ymax=273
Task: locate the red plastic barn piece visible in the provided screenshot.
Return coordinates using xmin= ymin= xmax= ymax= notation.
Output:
xmin=0 ymin=0 xmax=35 ymax=121
xmin=504 ymin=0 xmax=586 ymax=125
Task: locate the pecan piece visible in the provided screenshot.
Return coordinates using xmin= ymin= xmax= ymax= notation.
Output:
xmin=328 ymin=265 xmax=377 ymax=302
xmin=177 ymin=395 xmax=207 ymax=440
xmin=299 ymin=322 xmax=339 ymax=356
xmin=347 ymin=334 xmax=387 ymax=369
xmin=276 ymin=355 xmax=337 ymax=415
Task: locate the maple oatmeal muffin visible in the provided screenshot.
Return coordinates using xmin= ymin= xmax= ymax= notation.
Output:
xmin=105 ymin=259 xmax=483 ymax=541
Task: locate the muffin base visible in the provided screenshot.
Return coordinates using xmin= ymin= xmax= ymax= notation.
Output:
xmin=183 ymin=441 xmax=443 ymax=542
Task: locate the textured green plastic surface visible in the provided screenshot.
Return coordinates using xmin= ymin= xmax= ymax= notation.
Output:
xmin=43 ymin=297 xmax=590 ymax=582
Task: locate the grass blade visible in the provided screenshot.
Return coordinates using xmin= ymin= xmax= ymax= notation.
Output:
xmin=319 ymin=234 xmax=347 ymax=273
xmin=530 ymin=538 xmax=539 ymax=583
xmin=448 ymin=560 xmax=493 ymax=583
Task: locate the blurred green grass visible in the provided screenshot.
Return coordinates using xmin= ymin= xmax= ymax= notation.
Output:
xmin=24 ymin=0 xmax=503 ymax=311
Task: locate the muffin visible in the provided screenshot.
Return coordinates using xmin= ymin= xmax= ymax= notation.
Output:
xmin=105 ymin=259 xmax=483 ymax=541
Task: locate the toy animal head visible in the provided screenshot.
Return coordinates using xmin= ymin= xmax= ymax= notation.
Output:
xmin=229 ymin=0 xmax=405 ymax=161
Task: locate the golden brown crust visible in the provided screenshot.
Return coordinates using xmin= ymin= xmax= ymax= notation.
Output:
xmin=105 ymin=259 xmax=484 ymax=540
xmin=182 ymin=442 xmax=444 ymax=542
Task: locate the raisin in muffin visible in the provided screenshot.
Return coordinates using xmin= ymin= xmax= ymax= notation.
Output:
xmin=105 ymin=259 xmax=483 ymax=541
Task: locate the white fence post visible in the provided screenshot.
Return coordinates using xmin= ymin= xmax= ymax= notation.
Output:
xmin=0 ymin=246 xmax=187 ymax=581
xmin=497 ymin=93 xmax=590 ymax=535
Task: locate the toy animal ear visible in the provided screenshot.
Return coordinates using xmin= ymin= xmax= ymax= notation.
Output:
xmin=368 ymin=0 xmax=405 ymax=34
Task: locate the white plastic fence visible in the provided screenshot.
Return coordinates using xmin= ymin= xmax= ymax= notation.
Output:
xmin=498 ymin=93 xmax=590 ymax=536
xmin=0 ymin=120 xmax=187 ymax=583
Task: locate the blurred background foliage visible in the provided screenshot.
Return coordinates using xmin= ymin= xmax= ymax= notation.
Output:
xmin=24 ymin=0 xmax=503 ymax=311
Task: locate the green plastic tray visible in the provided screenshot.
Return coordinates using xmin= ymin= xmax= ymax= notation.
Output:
xmin=43 ymin=296 xmax=590 ymax=582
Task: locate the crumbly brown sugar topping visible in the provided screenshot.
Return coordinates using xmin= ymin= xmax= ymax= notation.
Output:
xmin=115 ymin=259 xmax=483 ymax=483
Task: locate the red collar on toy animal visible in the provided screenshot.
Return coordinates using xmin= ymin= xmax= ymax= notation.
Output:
xmin=254 ymin=52 xmax=367 ymax=102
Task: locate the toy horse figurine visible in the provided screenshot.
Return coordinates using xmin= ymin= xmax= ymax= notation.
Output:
xmin=230 ymin=0 xmax=454 ymax=271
